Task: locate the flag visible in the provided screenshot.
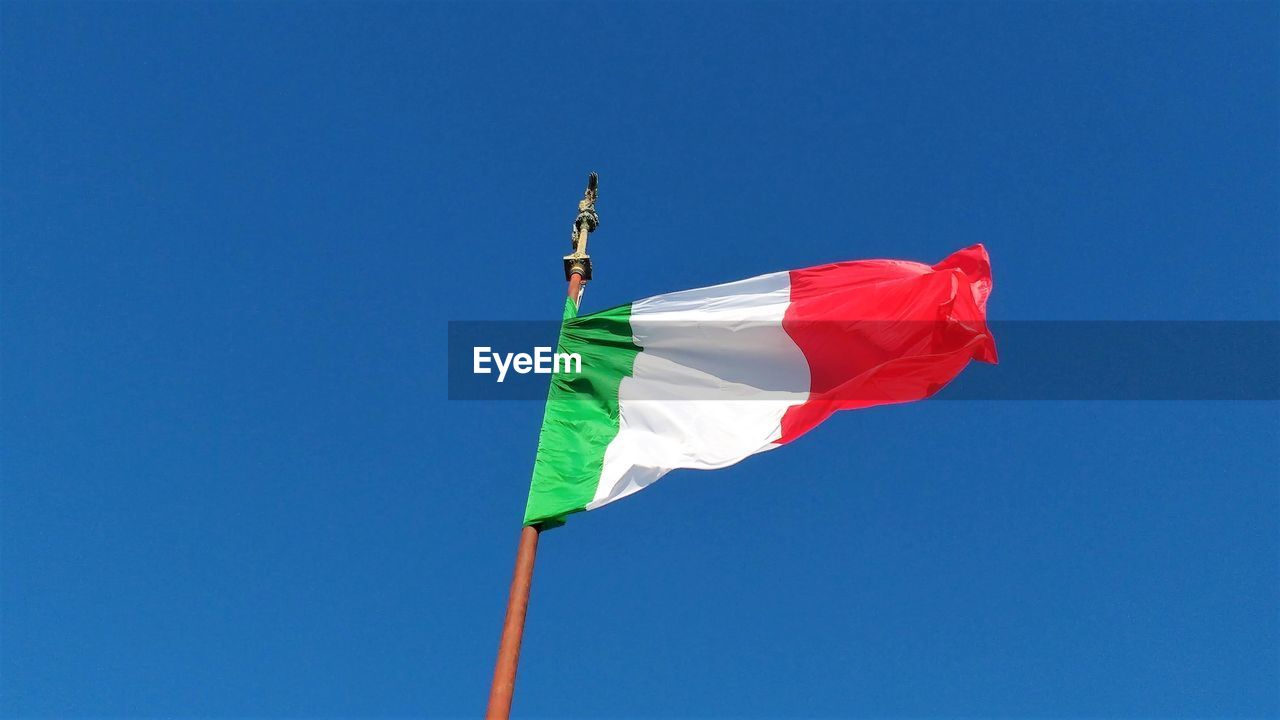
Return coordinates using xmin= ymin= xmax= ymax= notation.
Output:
xmin=525 ymin=245 xmax=997 ymax=526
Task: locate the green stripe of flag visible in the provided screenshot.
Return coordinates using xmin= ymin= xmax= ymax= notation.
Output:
xmin=523 ymin=299 xmax=640 ymax=526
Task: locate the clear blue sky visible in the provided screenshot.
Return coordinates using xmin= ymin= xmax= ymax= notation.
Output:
xmin=2 ymin=2 xmax=1277 ymax=717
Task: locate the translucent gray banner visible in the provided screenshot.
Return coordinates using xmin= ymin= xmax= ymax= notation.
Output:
xmin=447 ymin=321 xmax=1278 ymax=401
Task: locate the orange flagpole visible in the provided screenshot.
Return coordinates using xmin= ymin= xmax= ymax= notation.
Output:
xmin=485 ymin=174 xmax=598 ymax=719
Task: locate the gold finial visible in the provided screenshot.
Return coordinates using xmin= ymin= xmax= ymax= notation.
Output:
xmin=564 ymin=172 xmax=599 ymax=281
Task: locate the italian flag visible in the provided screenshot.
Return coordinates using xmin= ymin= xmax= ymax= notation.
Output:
xmin=525 ymin=245 xmax=997 ymax=526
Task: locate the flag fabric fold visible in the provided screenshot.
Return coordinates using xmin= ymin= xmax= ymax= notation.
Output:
xmin=524 ymin=245 xmax=997 ymax=526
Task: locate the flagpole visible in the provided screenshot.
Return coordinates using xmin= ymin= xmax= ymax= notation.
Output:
xmin=485 ymin=173 xmax=599 ymax=720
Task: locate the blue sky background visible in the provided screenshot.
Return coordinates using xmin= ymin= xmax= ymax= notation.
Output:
xmin=2 ymin=2 xmax=1277 ymax=717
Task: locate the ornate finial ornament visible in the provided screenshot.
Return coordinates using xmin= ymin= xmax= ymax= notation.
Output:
xmin=564 ymin=172 xmax=599 ymax=281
